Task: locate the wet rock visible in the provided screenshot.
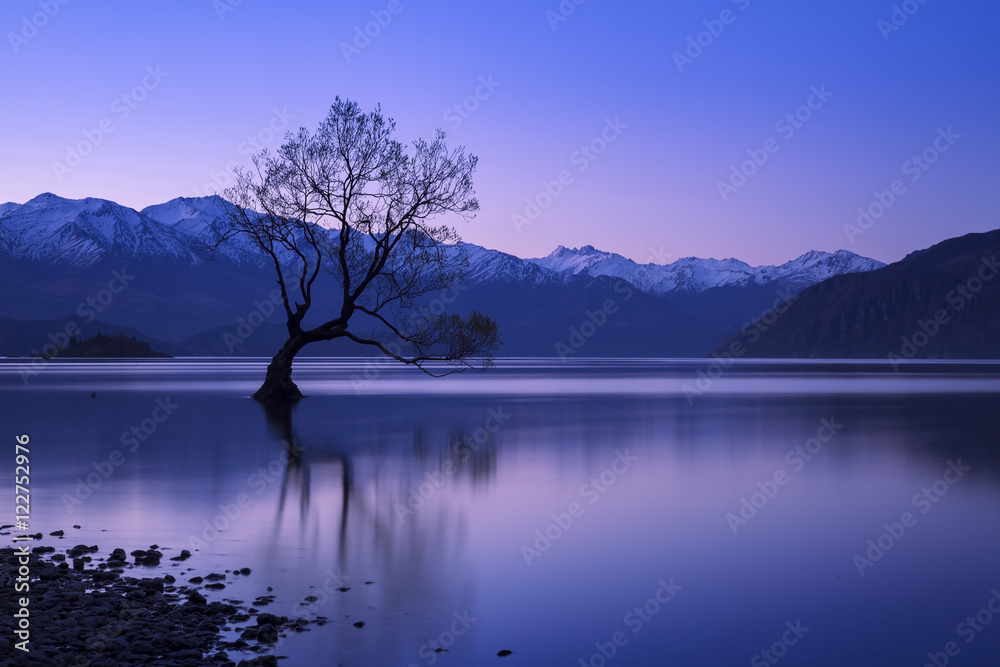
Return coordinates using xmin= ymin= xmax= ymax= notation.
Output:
xmin=237 ymin=657 xmax=277 ymax=667
xmin=138 ymin=578 xmax=164 ymax=591
xmin=0 ymin=544 xmax=296 ymax=666
xmin=256 ymin=613 xmax=284 ymax=626
xmin=257 ymin=623 xmax=278 ymax=643
xmin=69 ymin=544 xmax=97 ymax=557
xmin=131 ymin=641 xmax=156 ymax=655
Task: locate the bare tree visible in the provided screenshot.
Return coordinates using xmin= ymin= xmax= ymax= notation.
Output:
xmin=219 ymin=98 xmax=500 ymax=402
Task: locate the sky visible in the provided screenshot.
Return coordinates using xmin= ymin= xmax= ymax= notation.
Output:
xmin=1 ymin=0 xmax=998 ymax=266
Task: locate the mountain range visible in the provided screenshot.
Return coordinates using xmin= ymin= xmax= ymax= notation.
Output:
xmin=714 ymin=229 xmax=1000 ymax=361
xmin=9 ymin=191 xmax=986 ymax=360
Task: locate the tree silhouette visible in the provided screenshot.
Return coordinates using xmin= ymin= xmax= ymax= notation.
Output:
xmin=219 ymin=98 xmax=500 ymax=402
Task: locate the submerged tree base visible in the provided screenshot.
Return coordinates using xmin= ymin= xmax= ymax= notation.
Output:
xmin=253 ymin=346 xmax=305 ymax=403
xmin=252 ymin=379 xmax=304 ymax=403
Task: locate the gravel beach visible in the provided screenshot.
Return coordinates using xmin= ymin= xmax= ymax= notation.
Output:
xmin=1 ymin=530 xmax=318 ymax=666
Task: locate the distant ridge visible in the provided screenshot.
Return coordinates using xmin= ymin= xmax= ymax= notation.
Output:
xmin=527 ymin=244 xmax=884 ymax=296
xmin=0 ymin=192 xmax=893 ymax=358
xmin=713 ymin=229 xmax=1000 ymax=360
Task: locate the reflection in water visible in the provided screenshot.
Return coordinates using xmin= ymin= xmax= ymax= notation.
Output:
xmin=2 ymin=359 xmax=1000 ymax=665
xmin=249 ymin=393 xmax=500 ymax=662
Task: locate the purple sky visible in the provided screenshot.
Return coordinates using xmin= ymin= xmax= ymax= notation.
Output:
xmin=1 ymin=0 xmax=997 ymax=265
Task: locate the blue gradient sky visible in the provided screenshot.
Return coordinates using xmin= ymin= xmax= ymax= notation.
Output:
xmin=1 ymin=0 xmax=997 ymax=264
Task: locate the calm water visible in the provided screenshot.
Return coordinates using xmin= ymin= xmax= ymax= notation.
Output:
xmin=3 ymin=358 xmax=1000 ymax=666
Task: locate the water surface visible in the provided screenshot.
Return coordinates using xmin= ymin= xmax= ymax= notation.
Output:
xmin=3 ymin=359 xmax=1000 ymax=666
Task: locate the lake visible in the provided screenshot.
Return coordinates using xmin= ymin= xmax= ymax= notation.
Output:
xmin=3 ymin=358 xmax=1000 ymax=666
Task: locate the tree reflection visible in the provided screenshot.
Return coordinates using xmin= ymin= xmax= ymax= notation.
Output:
xmin=256 ymin=398 xmax=498 ymax=659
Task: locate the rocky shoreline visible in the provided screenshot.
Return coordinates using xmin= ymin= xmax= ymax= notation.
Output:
xmin=1 ymin=528 xmax=320 ymax=666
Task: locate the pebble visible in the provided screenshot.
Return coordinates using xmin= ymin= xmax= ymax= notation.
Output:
xmin=0 ymin=540 xmax=307 ymax=665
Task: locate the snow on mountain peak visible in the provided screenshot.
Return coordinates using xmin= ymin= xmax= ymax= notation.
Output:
xmin=141 ymin=195 xmax=235 ymax=236
xmin=1 ymin=192 xmax=886 ymax=292
xmin=526 ymin=244 xmax=884 ymax=296
xmin=0 ymin=193 xmax=199 ymax=267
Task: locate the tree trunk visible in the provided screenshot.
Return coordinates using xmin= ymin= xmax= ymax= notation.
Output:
xmin=254 ymin=335 xmax=307 ymax=403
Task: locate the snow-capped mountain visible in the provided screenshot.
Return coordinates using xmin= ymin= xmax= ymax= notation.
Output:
xmin=140 ymin=196 xmax=276 ymax=265
xmin=141 ymin=195 xmax=234 ymax=236
xmin=0 ymin=191 xmax=908 ymax=358
xmin=0 ymin=193 xmax=883 ymax=296
xmin=528 ymin=244 xmax=884 ymax=295
xmin=451 ymin=242 xmax=555 ymax=285
xmin=0 ymin=193 xmax=309 ymax=268
xmin=0 ymin=193 xmax=198 ymax=267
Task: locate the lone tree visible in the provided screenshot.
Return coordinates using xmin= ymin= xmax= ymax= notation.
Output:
xmin=219 ymin=98 xmax=500 ymax=402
